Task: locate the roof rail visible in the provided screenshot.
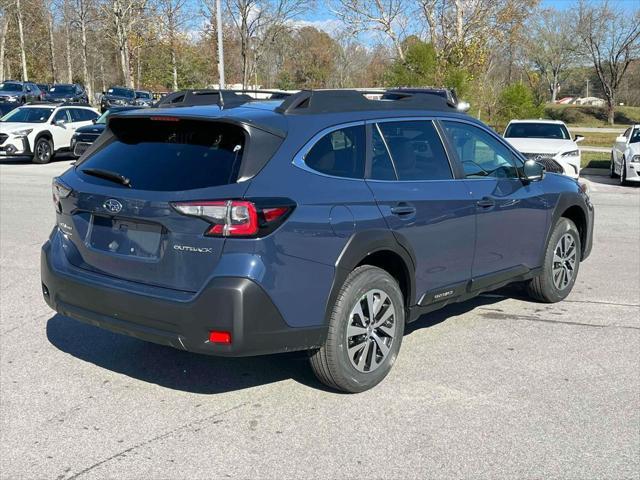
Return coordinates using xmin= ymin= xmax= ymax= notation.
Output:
xmin=274 ymin=89 xmax=460 ymax=115
xmin=26 ymin=101 xmax=91 ymax=107
xmin=154 ymin=89 xmax=292 ymax=109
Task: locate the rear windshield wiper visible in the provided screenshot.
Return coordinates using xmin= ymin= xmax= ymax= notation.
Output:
xmin=81 ymin=168 xmax=131 ymax=188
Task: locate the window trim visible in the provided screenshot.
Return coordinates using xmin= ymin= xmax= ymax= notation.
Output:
xmin=365 ymin=117 xmax=457 ymax=183
xmin=437 ymin=117 xmax=526 ymax=181
xmin=292 ymin=120 xmax=367 ymax=180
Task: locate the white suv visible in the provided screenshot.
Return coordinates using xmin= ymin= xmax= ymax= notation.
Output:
xmin=503 ymin=119 xmax=583 ymax=179
xmin=610 ymin=125 xmax=640 ymax=185
xmin=0 ymin=103 xmax=99 ymax=163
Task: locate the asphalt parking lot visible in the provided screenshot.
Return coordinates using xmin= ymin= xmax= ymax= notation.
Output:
xmin=1 ymin=158 xmax=638 ymax=479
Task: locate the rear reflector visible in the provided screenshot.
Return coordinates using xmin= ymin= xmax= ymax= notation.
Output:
xmin=209 ymin=330 xmax=232 ymax=344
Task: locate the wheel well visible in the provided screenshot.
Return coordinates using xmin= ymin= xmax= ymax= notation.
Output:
xmin=34 ymin=131 xmax=53 ymax=148
xmin=561 ymin=206 xmax=587 ymax=255
xmin=356 ymin=250 xmax=412 ymax=307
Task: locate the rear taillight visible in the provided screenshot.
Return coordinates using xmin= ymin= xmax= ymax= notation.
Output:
xmin=171 ymin=199 xmax=293 ymax=238
xmin=52 ymin=178 xmax=72 ymax=213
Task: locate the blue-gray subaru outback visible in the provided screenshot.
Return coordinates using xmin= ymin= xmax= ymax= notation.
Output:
xmin=41 ymin=89 xmax=594 ymax=392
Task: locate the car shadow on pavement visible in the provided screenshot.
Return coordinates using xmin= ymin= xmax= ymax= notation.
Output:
xmin=46 ymin=286 xmax=526 ymax=394
xmin=46 ymin=313 xmax=326 ymax=394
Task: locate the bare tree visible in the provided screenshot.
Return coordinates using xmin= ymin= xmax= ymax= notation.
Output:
xmin=63 ymin=0 xmax=73 ymax=82
xmin=577 ymin=0 xmax=640 ymax=124
xmin=46 ymin=8 xmax=57 ymax=82
xmin=528 ymin=9 xmax=576 ymax=103
xmin=156 ymin=0 xmax=189 ymax=91
xmin=71 ymin=0 xmax=96 ymax=102
xmin=104 ymin=0 xmax=148 ymax=87
xmin=333 ymin=0 xmax=408 ymax=61
xmin=227 ymin=0 xmax=309 ymax=88
xmin=14 ymin=0 xmax=27 ymax=80
xmin=0 ymin=6 xmax=9 ymax=81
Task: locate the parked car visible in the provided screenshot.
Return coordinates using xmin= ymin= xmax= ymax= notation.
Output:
xmin=134 ymin=90 xmax=154 ymax=106
xmin=100 ymin=86 xmax=136 ymax=112
xmin=45 ymin=84 xmax=89 ymax=104
xmin=0 ymin=103 xmax=99 ymax=163
xmin=41 ymin=89 xmax=593 ymax=392
xmin=0 ymin=80 xmax=42 ymax=105
xmin=70 ymin=106 xmax=142 ymax=157
xmin=37 ymin=83 xmax=51 ymax=95
xmin=610 ymin=125 xmax=640 ymax=185
xmin=503 ymin=119 xmax=583 ymax=179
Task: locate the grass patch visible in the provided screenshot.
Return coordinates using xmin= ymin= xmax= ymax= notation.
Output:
xmin=575 ymin=131 xmax=618 ymax=148
xmin=545 ymin=104 xmax=640 ymax=127
xmin=581 ymin=151 xmax=610 ymax=169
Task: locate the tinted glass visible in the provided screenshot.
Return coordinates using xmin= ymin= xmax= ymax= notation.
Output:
xmin=107 ymin=87 xmax=135 ymax=98
xmin=377 ymin=120 xmax=452 ymax=180
xmin=504 ymin=122 xmax=570 ymax=140
xmin=370 ymin=126 xmax=396 ymax=180
xmin=630 ymin=128 xmax=640 ymax=144
xmin=0 ymin=82 xmax=22 ymax=92
xmin=70 ymin=108 xmax=97 ymax=122
xmin=443 ymin=121 xmax=519 ymax=179
xmin=1 ymin=107 xmax=53 ymax=123
xmin=77 ymin=119 xmax=246 ymax=191
xmin=135 ymin=91 xmax=151 ymax=99
xmin=53 ymin=109 xmax=70 ymax=123
xmin=305 ymin=125 xmax=365 ymax=179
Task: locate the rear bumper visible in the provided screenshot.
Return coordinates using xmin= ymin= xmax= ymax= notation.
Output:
xmin=41 ymin=237 xmax=326 ymax=357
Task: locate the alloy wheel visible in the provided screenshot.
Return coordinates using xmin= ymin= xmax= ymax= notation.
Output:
xmin=36 ymin=142 xmax=51 ymax=162
xmin=552 ymin=233 xmax=577 ymax=290
xmin=346 ymin=289 xmax=396 ymax=373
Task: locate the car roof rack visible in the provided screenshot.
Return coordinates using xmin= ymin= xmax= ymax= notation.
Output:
xmin=154 ymin=89 xmax=292 ymax=109
xmin=274 ymin=89 xmax=459 ymax=115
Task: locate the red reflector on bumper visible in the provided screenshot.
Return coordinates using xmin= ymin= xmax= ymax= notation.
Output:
xmin=209 ymin=330 xmax=232 ymax=344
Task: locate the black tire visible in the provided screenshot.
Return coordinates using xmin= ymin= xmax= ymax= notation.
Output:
xmin=32 ymin=137 xmax=54 ymax=164
xmin=527 ymin=218 xmax=581 ymax=303
xmin=309 ymin=265 xmax=405 ymax=393
xmin=620 ymin=158 xmax=628 ymax=186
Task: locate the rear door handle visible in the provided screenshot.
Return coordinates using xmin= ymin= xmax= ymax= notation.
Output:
xmin=391 ymin=203 xmax=416 ymax=216
xmin=476 ymin=197 xmax=496 ymax=208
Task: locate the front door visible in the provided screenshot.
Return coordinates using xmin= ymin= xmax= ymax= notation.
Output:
xmin=51 ymin=108 xmax=74 ymax=148
xmin=365 ymin=119 xmax=476 ymax=304
xmin=440 ymin=120 xmax=549 ymax=283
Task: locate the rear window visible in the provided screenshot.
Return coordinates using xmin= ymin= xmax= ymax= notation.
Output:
xmin=76 ymin=118 xmax=246 ymax=191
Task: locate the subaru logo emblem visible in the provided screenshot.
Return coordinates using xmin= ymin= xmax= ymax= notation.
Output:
xmin=103 ymin=199 xmax=123 ymax=214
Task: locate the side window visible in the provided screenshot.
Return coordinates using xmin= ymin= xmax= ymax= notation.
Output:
xmin=53 ymin=109 xmax=70 ymax=124
xmin=304 ymin=125 xmax=365 ymax=179
xmin=371 ymin=126 xmax=397 ymax=180
xmin=623 ymin=128 xmax=631 ymax=139
xmin=70 ymin=109 xmax=96 ymax=122
xmin=377 ymin=120 xmax=452 ymax=181
xmin=441 ymin=121 xmax=519 ymax=179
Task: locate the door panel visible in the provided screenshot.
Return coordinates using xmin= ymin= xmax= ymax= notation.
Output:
xmin=51 ymin=109 xmax=73 ymax=148
xmin=441 ymin=120 xmax=549 ymax=279
xmin=366 ymin=120 xmax=476 ymax=301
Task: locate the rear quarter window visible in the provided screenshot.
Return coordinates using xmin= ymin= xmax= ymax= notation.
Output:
xmin=303 ymin=125 xmax=365 ymax=179
xmin=76 ymin=118 xmax=247 ymax=191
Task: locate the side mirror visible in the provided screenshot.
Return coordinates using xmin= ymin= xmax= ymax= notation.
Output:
xmin=574 ymin=135 xmax=584 ymax=143
xmin=54 ymin=119 xmax=66 ymax=127
xmin=523 ymin=159 xmax=544 ymax=182
xmin=92 ymin=118 xmax=97 ymax=124
xmin=616 ymin=135 xmax=627 ymax=143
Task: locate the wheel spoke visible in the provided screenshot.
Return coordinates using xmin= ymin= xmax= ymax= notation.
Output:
xmin=371 ymin=333 xmax=390 ymax=358
xmin=347 ymin=323 xmax=367 ymax=338
xmin=356 ymin=341 xmax=371 ymax=371
xmin=366 ymin=292 xmax=376 ymax=324
xmin=373 ymin=304 xmax=394 ymax=327
xmin=349 ymin=341 xmax=366 ymax=359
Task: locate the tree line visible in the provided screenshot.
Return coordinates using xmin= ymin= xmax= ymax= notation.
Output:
xmin=0 ymin=0 xmax=638 ymax=124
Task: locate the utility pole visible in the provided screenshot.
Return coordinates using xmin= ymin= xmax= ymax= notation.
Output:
xmin=216 ymin=0 xmax=225 ymax=88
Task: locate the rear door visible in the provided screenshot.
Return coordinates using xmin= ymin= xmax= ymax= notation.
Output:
xmin=440 ymin=120 xmax=549 ymax=281
xmin=365 ymin=118 xmax=476 ymax=303
xmin=57 ymin=116 xmax=260 ymax=292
